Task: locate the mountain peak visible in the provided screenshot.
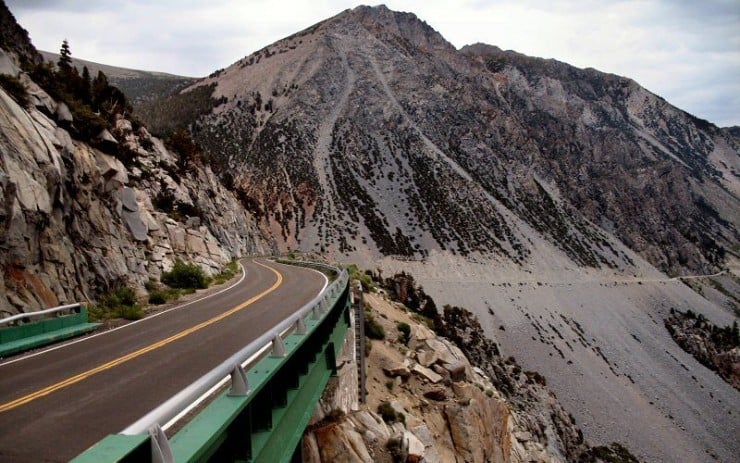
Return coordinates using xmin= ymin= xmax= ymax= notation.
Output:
xmin=336 ymin=4 xmax=455 ymax=52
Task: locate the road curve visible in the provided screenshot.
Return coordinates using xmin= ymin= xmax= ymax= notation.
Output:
xmin=0 ymin=258 xmax=328 ymax=463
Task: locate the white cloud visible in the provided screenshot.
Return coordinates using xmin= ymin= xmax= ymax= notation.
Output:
xmin=6 ymin=0 xmax=739 ymax=126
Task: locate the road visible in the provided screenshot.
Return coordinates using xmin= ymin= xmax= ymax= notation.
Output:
xmin=0 ymin=259 xmax=327 ymax=463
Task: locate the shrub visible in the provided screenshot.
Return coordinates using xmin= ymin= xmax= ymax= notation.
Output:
xmin=161 ymin=260 xmax=211 ymax=289
xmin=94 ymin=285 xmax=143 ymax=320
xmin=386 ymin=437 xmax=403 ymax=463
xmin=100 ymin=286 xmax=137 ymax=308
xmin=365 ymin=312 xmax=386 ymax=340
xmin=148 ymin=290 xmax=168 ymax=305
xmin=396 ymin=321 xmax=411 ymax=345
xmin=385 ymin=380 xmax=395 ymax=390
xmin=377 ymin=402 xmax=404 ymax=424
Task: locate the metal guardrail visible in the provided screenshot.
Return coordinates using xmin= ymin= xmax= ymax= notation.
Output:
xmin=122 ymin=261 xmax=348 ymax=436
xmin=0 ymin=303 xmax=83 ymax=326
xmin=74 ymin=259 xmax=352 ymax=462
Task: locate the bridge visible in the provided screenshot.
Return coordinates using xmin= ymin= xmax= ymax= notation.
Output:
xmin=0 ymin=259 xmax=357 ymax=463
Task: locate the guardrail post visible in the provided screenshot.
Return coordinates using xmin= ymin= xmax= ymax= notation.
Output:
xmin=228 ymin=364 xmax=249 ymax=397
xmin=296 ymin=317 xmax=307 ymax=335
xmin=271 ymin=334 xmax=286 ymax=357
xmin=149 ymin=424 xmax=173 ymax=463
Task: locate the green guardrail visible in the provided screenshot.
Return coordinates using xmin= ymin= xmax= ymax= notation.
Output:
xmin=74 ymin=266 xmax=351 ymax=463
xmin=0 ymin=305 xmax=100 ymax=357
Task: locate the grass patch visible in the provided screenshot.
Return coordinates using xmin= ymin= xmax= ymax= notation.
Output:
xmin=212 ymin=260 xmax=240 ymax=285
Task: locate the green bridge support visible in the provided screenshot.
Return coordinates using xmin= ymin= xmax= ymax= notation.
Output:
xmin=74 ymin=277 xmax=351 ymax=463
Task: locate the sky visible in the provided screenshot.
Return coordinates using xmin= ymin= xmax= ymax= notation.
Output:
xmin=6 ymin=0 xmax=740 ymax=127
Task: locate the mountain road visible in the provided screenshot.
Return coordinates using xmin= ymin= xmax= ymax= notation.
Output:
xmin=0 ymin=258 xmax=328 ymax=463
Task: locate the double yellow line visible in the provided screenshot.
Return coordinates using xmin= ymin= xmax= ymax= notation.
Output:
xmin=0 ymin=261 xmax=283 ymax=414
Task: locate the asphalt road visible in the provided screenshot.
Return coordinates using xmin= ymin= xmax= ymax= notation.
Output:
xmin=0 ymin=259 xmax=327 ymax=463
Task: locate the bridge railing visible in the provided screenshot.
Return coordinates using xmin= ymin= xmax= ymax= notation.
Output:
xmin=0 ymin=303 xmax=100 ymax=357
xmin=73 ymin=260 xmax=351 ymax=463
xmin=0 ymin=302 xmax=84 ymax=326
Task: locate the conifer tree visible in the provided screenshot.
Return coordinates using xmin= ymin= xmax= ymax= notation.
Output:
xmin=57 ymin=39 xmax=72 ymax=74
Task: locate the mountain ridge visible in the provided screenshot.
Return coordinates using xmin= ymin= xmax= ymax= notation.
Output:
xmin=137 ymin=4 xmax=739 ymax=277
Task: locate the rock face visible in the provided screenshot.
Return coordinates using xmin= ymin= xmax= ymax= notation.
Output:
xmin=664 ymin=309 xmax=740 ymax=390
xmin=0 ymin=35 xmax=269 ymax=313
xmin=300 ymin=289 xmax=622 ymax=463
xmin=144 ymin=4 xmax=739 ymax=277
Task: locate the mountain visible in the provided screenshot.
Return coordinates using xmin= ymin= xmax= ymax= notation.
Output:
xmin=139 ymin=5 xmax=739 ymax=278
xmin=0 ymin=2 xmax=268 ymax=312
xmin=3 ymin=3 xmax=739 ymax=461
xmin=135 ymin=6 xmax=740 ymax=462
xmin=39 ymin=50 xmax=195 ymax=106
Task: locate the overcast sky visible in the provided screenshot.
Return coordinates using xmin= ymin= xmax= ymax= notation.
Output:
xmin=6 ymin=0 xmax=739 ymax=127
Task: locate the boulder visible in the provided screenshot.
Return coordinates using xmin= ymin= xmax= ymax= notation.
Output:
xmin=347 ymin=410 xmax=391 ymax=443
xmin=19 ymin=74 xmax=56 ymax=113
xmin=383 ymin=360 xmax=410 ymax=379
xmin=444 ymin=384 xmax=511 ymax=463
xmin=402 ymin=430 xmax=425 ymax=459
xmin=120 ymin=187 xmax=139 ymax=212
xmin=425 ymin=339 xmax=458 ymax=364
xmin=95 ymin=151 xmax=128 ymax=191
xmin=416 ymin=350 xmax=437 ymax=367
xmin=408 ymin=324 xmax=435 ymax=349
xmin=412 ymin=364 xmax=443 ymax=383
xmin=443 ymin=361 xmax=468 ymax=382
xmin=55 ymin=102 xmax=73 ymax=124
xmin=122 ymin=209 xmax=148 ymax=241
xmin=313 ymin=421 xmax=373 ymax=463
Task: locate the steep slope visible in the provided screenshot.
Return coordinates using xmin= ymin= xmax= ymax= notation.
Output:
xmin=154 ymin=5 xmax=738 ymax=278
xmin=135 ymin=6 xmax=740 ymax=462
xmin=0 ymin=3 xmax=269 ymax=313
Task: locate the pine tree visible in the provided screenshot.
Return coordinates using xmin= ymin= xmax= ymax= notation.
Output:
xmin=80 ymin=66 xmax=91 ymax=103
xmin=57 ymin=39 xmax=72 ymax=74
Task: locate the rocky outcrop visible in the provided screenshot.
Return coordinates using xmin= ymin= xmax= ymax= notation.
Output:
xmin=664 ymin=309 xmax=740 ymax=390
xmin=0 ymin=47 xmax=269 ymax=313
xmin=300 ymin=287 xmax=634 ymax=463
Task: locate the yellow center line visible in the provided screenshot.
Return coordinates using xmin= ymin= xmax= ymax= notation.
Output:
xmin=0 ymin=260 xmax=283 ymax=414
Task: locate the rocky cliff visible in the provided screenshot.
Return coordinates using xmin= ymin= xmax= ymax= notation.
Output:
xmin=141 ymin=5 xmax=739 ymax=277
xmin=302 ymin=285 xmax=638 ymax=463
xmin=0 ymin=2 xmax=269 ymax=313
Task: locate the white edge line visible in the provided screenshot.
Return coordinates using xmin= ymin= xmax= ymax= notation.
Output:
xmin=0 ymin=262 xmax=249 ymax=367
xmin=162 ymin=264 xmax=329 ymax=432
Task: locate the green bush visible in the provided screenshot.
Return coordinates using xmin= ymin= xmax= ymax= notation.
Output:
xmin=161 ymin=260 xmax=211 ymax=289
xmin=93 ymin=285 xmax=143 ymax=321
xmin=100 ymin=286 xmax=137 ymax=308
xmin=148 ymin=290 xmax=168 ymax=305
xmin=365 ymin=311 xmax=386 ymax=340
xmin=377 ymin=402 xmax=404 ymax=425
xmin=396 ymin=321 xmax=411 ymax=345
